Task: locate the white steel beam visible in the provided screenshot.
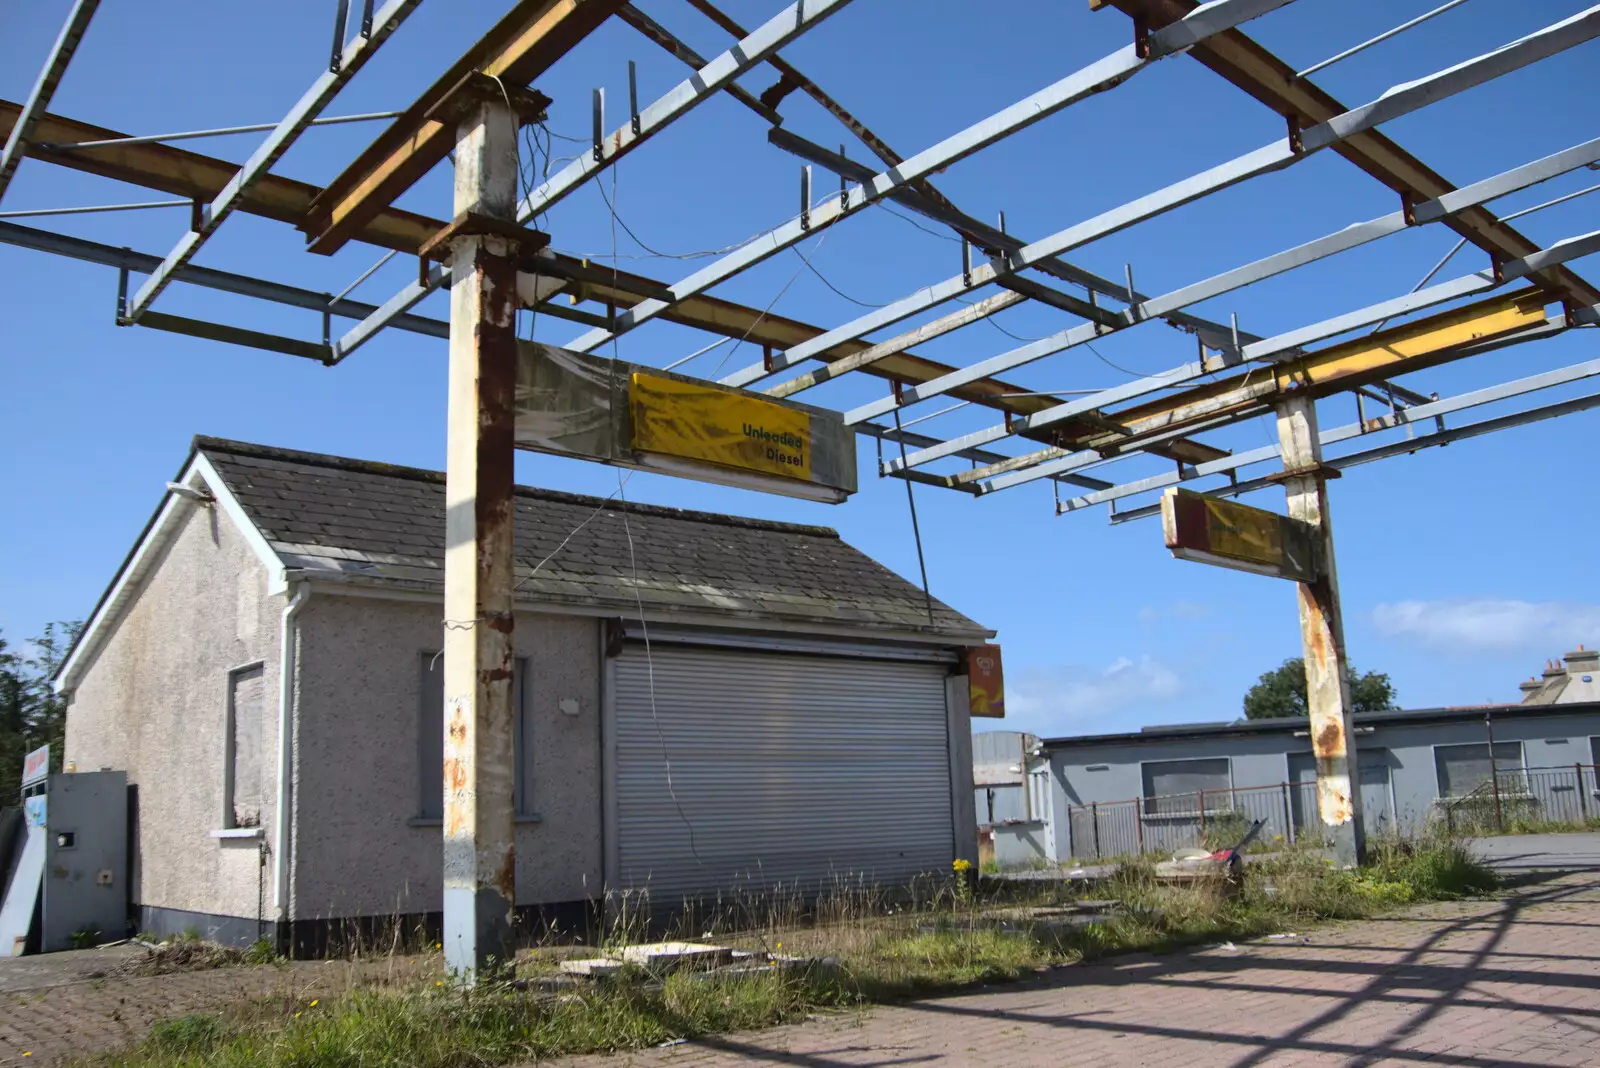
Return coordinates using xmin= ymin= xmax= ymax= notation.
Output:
xmin=564 ymin=0 xmax=1299 ymax=354
xmin=516 ymin=0 xmax=853 ymax=222
xmin=738 ymin=5 xmax=1600 ymax=392
xmin=875 ymin=134 xmax=1600 ymax=472
xmin=844 ymin=10 xmax=1600 ymax=429
xmin=330 ymin=0 xmax=850 ymax=362
xmin=123 ymin=0 xmax=421 ymax=323
xmin=1107 ymin=370 xmax=1600 ymax=524
xmin=0 ymin=0 xmax=100 ymax=206
xmin=1057 ymin=331 xmax=1596 ymax=514
xmin=982 ymin=297 xmax=1588 ymax=496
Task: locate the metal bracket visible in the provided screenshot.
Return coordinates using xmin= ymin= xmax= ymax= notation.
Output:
xmin=1400 ymin=191 xmax=1418 ymax=226
xmin=1286 ymin=113 xmax=1304 ymax=154
xmin=132 ymin=309 xmax=334 ymax=364
xmin=330 ymin=0 xmax=351 ymax=73
xmin=762 ymin=344 xmax=775 ymax=373
xmin=417 ymin=211 xmax=552 ymax=267
xmin=962 ymin=238 xmax=973 ymax=288
xmin=800 ymin=165 xmax=812 ymax=231
xmin=426 ymin=71 xmax=552 ymax=131
xmin=1264 ymin=463 xmax=1342 ymax=485
xmin=359 ymin=0 xmax=374 ymax=38
xmin=1133 ymin=14 xmax=1151 ymax=59
xmin=628 ymin=60 xmax=641 ymax=137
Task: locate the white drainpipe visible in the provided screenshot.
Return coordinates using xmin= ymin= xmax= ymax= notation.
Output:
xmin=273 ymin=582 xmax=309 ymax=930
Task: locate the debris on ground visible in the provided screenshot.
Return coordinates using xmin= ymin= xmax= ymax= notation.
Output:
xmin=116 ymin=940 xmax=250 ymax=977
xmin=557 ymin=941 xmax=839 ymax=984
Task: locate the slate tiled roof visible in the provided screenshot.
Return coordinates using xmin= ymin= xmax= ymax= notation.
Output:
xmin=198 ymin=437 xmax=990 ymax=640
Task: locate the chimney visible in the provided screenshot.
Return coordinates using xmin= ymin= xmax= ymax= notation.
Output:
xmin=1519 ymin=677 xmax=1543 ymax=702
xmin=1565 ymin=644 xmax=1599 ymax=679
xmin=1544 ymin=658 xmax=1568 ymax=680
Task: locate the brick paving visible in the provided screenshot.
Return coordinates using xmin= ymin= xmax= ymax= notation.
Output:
xmin=3 ymin=870 xmax=1598 ymax=1067
xmin=0 ymin=955 xmax=418 ymax=1066
xmin=555 ymin=870 xmax=1600 ymax=1068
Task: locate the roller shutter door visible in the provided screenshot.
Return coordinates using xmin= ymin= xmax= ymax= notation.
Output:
xmin=613 ymin=644 xmax=954 ymax=903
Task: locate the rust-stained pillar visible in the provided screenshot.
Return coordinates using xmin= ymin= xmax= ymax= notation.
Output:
xmin=442 ymin=94 xmax=520 ymax=984
xmin=1275 ymin=392 xmax=1365 ymax=869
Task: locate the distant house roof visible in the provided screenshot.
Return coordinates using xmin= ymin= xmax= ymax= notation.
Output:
xmin=1519 ymin=647 xmax=1600 ymax=705
xmin=58 ymin=436 xmax=989 ymax=694
xmin=1040 ymin=701 xmax=1600 ymax=751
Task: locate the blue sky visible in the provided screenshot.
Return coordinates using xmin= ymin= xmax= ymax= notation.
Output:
xmin=3 ymin=0 xmax=1598 ymax=739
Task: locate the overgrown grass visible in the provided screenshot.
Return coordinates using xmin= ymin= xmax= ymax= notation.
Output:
xmin=78 ymin=839 xmax=1499 ymax=1068
xmin=87 ymin=969 xmax=841 ymax=1068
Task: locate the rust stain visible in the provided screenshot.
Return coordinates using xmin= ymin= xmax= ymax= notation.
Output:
xmin=483 ymin=666 xmax=513 ymax=684
xmin=1313 ymin=718 xmax=1345 ymax=760
xmin=443 ymin=756 xmax=468 ymax=793
xmin=494 ymin=848 xmax=516 ymax=899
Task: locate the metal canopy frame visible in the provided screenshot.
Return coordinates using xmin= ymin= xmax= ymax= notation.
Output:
xmin=5 ymin=0 xmax=1595 ymax=519
xmin=8 ymin=0 xmax=1600 ymax=957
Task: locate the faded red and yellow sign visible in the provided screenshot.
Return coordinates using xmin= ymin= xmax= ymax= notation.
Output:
xmin=964 ymin=644 xmax=1005 ymax=719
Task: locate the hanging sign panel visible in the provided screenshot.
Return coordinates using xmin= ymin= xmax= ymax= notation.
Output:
xmin=513 ymin=343 xmax=856 ymax=503
xmin=963 ymin=644 xmax=1006 ymax=719
xmin=1160 ymin=487 xmax=1319 ymax=583
xmin=20 ymin=744 xmax=49 ymax=788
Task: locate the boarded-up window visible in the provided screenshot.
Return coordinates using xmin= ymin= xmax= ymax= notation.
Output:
xmin=1435 ymin=742 xmax=1523 ymax=799
xmin=227 ymin=664 xmax=265 ymax=828
xmin=419 ymin=655 xmax=529 ymax=820
xmin=1142 ymin=758 xmax=1230 ymax=815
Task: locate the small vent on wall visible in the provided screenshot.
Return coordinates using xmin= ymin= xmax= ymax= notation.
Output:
xmin=1086 ymin=764 xmax=1110 ymax=772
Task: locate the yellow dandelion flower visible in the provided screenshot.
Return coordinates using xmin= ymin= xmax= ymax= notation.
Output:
xmin=294 ymin=1012 xmax=302 ymax=1018
xmin=309 ymin=999 xmax=319 ymax=1007
xmin=24 ymin=1053 xmax=33 ymax=1058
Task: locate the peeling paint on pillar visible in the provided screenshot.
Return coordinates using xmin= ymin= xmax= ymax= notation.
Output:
xmin=1278 ymin=393 xmax=1364 ymax=868
xmin=442 ymin=96 xmax=522 ymax=984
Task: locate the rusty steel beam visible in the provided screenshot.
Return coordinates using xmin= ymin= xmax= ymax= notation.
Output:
xmin=301 ymin=0 xmax=626 ymax=256
xmin=1089 ymin=0 xmax=1600 ymax=309
xmin=1 ymin=100 xmax=1189 ymax=451
xmin=1276 ymin=393 xmax=1364 ymax=868
xmin=441 ymin=96 xmax=524 ymax=986
xmin=963 ymin=288 xmax=1551 ymax=488
xmin=0 ymin=101 xmax=445 ymax=253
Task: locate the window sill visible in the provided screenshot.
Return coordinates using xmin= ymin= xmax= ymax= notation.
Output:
xmin=407 ymin=815 xmax=543 ymax=828
xmin=211 ymin=827 xmax=263 ymax=839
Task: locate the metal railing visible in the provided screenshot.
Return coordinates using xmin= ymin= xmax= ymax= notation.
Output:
xmin=1066 ymin=780 xmax=1319 ymax=862
xmin=1440 ymin=764 xmax=1600 ymax=835
xmin=1065 ymin=764 xmax=1600 ymax=861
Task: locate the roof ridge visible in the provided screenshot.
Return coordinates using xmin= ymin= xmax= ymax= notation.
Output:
xmin=193 ymin=435 xmax=842 ymax=539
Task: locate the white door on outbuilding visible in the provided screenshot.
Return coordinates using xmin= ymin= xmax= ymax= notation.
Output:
xmin=609 ymin=643 xmax=956 ymax=905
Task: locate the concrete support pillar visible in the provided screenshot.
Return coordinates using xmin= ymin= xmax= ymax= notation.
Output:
xmin=442 ymin=96 xmax=520 ymax=984
xmin=1275 ymin=393 xmax=1365 ymax=869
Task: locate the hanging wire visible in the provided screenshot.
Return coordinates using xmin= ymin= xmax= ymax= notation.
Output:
xmin=891 ymin=407 xmax=936 ymax=626
xmin=790 ymin=243 xmax=888 ymax=307
xmin=1368 ymin=179 xmax=1600 ymax=334
xmin=709 ymin=227 xmax=832 ymax=380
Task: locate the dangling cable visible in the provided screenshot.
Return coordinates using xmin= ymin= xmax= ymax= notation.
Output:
xmin=892 ymin=406 xmax=935 ymax=625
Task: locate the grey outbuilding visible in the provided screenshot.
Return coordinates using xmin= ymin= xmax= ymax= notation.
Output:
xmin=55 ymin=438 xmax=990 ymax=950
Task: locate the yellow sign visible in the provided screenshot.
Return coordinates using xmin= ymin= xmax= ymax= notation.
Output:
xmin=1202 ymin=495 xmax=1285 ymax=570
xmin=1162 ymin=487 xmax=1318 ymax=583
xmin=630 ymin=372 xmax=813 ymax=482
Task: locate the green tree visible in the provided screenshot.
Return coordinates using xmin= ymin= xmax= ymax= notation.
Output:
xmin=0 ymin=621 xmax=83 ymax=800
xmin=1242 ymin=657 xmax=1398 ymax=721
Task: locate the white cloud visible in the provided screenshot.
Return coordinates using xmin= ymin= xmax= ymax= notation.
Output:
xmin=1006 ymin=655 xmax=1185 ymax=736
xmin=1371 ymin=598 xmax=1600 ymax=653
